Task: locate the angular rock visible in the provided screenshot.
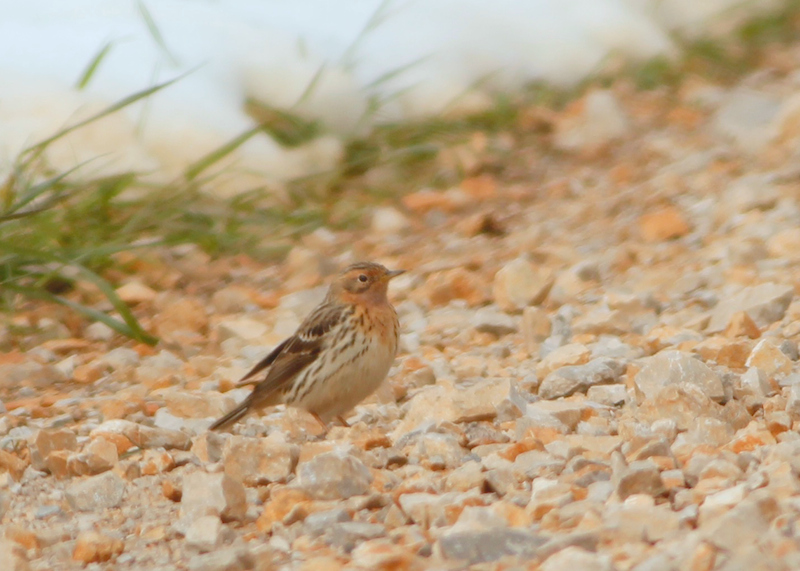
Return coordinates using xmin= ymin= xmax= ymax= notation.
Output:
xmin=634 ymin=351 xmax=724 ymax=403
xmin=438 ymin=528 xmax=546 ymax=564
xmin=181 ymin=471 xmax=247 ymax=522
xmin=522 ymin=306 xmax=551 ymax=350
xmin=746 ymin=338 xmax=792 ymax=377
xmin=91 ymin=419 xmax=191 ymax=451
xmin=587 ymin=384 xmax=628 ymax=406
xmin=536 ymin=343 xmax=591 ymax=378
xmin=325 ymin=522 xmax=386 ymax=551
xmin=471 ymin=307 xmax=517 ymax=336
xmin=216 ymin=318 xmax=269 ymax=342
xmin=405 ymin=432 xmax=468 ymax=470
xmin=713 ymin=88 xmax=781 ymax=154
xmin=185 ymin=515 xmax=227 ymax=553
xmin=0 ymin=539 xmax=30 ymax=571
xmin=493 ymin=258 xmax=553 ymax=312
xmin=188 ymin=547 xmax=254 ymax=571
xmin=396 ymin=378 xmax=516 ymax=435
xmin=72 ymin=531 xmax=124 ymax=564
xmin=614 ymin=459 xmax=666 ymax=500
xmin=222 ymin=434 xmax=299 ymax=485
xmin=539 ymin=358 xmax=624 ymax=399
xmin=708 ymin=283 xmax=793 ymax=332
xmin=554 ymin=89 xmax=631 ymax=153
xmin=295 ymin=450 xmax=372 ymax=500
xmin=66 ymin=472 xmax=126 ymax=511
xmin=639 ymin=206 xmax=690 ymax=242
xmin=636 ymin=383 xmax=724 ymax=431
xmin=702 ymin=491 xmax=779 ymax=552
xmin=31 ymin=428 xmax=78 ymax=471
xmin=116 ymin=281 xmax=157 ymax=304
xmin=541 ymin=546 xmax=613 ymax=571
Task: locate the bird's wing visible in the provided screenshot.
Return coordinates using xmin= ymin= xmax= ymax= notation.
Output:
xmin=235 ymin=337 xmax=292 ymax=386
xmin=246 ymin=303 xmax=348 ymax=402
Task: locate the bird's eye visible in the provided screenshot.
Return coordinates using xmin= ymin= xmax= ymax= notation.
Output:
xmin=358 ymin=274 xmax=368 ymax=283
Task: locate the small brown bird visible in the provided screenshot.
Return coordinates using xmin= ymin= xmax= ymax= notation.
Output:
xmin=210 ymin=262 xmax=404 ymax=431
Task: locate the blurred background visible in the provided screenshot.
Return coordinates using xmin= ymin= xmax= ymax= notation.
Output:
xmin=1 ymin=0 xmax=799 ymax=342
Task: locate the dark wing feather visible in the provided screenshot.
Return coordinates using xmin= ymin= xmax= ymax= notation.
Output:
xmin=244 ymin=303 xmax=347 ymax=404
xmin=235 ymin=337 xmax=292 ymax=386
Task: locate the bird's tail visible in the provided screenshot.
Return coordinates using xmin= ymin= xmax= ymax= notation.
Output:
xmin=209 ymin=398 xmax=251 ymax=431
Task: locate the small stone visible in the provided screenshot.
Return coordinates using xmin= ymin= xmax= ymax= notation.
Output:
xmin=0 ymin=539 xmax=30 ymax=571
xmin=83 ymin=438 xmax=119 ymax=474
xmin=187 ymin=547 xmax=254 ymax=571
xmin=5 ymin=526 xmax=40 ymax=550
xmin=421 ymin=268 xmax=490 ymax=307
xmin=636 ymin=383 xmax=723 ymax=431
xmin=438 ymin=528 xmax=546 ymax=564
xmin=713 ymin=88 xmax=781 ymax=154
xmin=587 ymin=384 xmax=628 ymax=406
xmin=295 ymin=450 xmax=373 ymax=500
xmin=98 ymin=347 xmax=140 ymax=369
xmin=0 ymin=450 xmax=28 ymax=481
xmin=614 ymin=459 xmax=665 ymax=500
xmin=192 ymin=431 xmax=227 ymax=464
xmin=405 ymin=432 xmax=467 ymax=470
xmin=185 ymin=515 xmax=227 ymax=553
xmin=735 ymin=367 xmax=773 ymax=407
xmin=746 ymin=338 xmax=793 ymax=377
xmin=554 ymin=89 xmax=631 ymax=154
xmin=216 ymin=318 xmax=269 ymax=342
xmin=723 ymin=311 xmax=761 ymax=339
xmin=66 ymin=471 xmax=126 ymax=511
xmin=256 ymin=487 xmax=313 ymax=532
xmin=522 ymin=306 xmax=551 ymax=351
xmin=541 ymin=546 xmax=613 ymax=571
xmin=787 ymin=384 xmax=800 ymax=417
xmin=634 ymin=351 xmax=724 ymax=403
xmin=211 ymin=286 xmax=254 ymax=313
xmin=31 ymin=428 xmax=78 ymax=471
xmin=396 ymin=378 xmax=516 ymax=435
xmin=536 ymin=343 xmax=591 ymax=378
xmin=162 ymin=389 xmax=232 ymax=419
xmin=115 ymin=281 xmax=157 ymax=303
xmin=538 ymin=358 xmax=624 ymax=399
xmin=72 ymin=531 xmax=124 ymax=564
xmin=702 ymin=491 xmax=778 ymax=552
xmin=370 ymin=207 xmax=410 ymax=235
xmin=471 ymin=307 xmax=517 ymax=336
xmin=222 ymin=434 xmax=299 ymax=485
xmin=181 ymin=471 xmax=247 ymax=522
xmin=639 ymin=206 xmax=691 ymax=242
xmin=325 ymin=522 xmax=386 ymax=550
xmin=85 ymin=321 xmax=115 ymax=341
xmin=91 ymin=419 xmax=191 ymax=451
xmin=351 ymin=539 xmax=419 ymax=571
xmin=493 ymin=258 xmax=554 ymax=312
xmin=708 ymin=282 xmax=794 ymax=332
xmin=154 ymin=298 xmax=208 ymax=336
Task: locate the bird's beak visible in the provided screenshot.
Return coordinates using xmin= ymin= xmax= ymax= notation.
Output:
xmin=385 ymin=269 xmax=406 ymax=280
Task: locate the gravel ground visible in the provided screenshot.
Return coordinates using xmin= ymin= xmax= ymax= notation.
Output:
xmin=5 ymin=46 xmax=800 ymax=571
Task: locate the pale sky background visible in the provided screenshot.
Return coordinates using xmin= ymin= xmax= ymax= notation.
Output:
xmin=0 ymin=0 xmax=781 ymax=194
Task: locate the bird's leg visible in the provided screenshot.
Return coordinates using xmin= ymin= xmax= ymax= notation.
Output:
xmin=310 ymin=411 xmax=328 ymax=430
xmin=336 ymin=415 xmax=350 ymax=428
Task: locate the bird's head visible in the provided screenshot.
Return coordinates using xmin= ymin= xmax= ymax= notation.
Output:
xmin=327 ymin=262 xmax=405 ymax=304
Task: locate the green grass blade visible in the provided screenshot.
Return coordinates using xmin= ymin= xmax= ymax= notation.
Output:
xmin=184 ymin=126 xmax=261 ymax=181
xmin=5 ymin=283 xmax=157 ymax=345
xmin=70 ymin=264 xmax=158 ymax=345
xmin=137 ymin=0 xmax=180 ymax=66
xmin=76 ymin=41 xmax=115 ymax=90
